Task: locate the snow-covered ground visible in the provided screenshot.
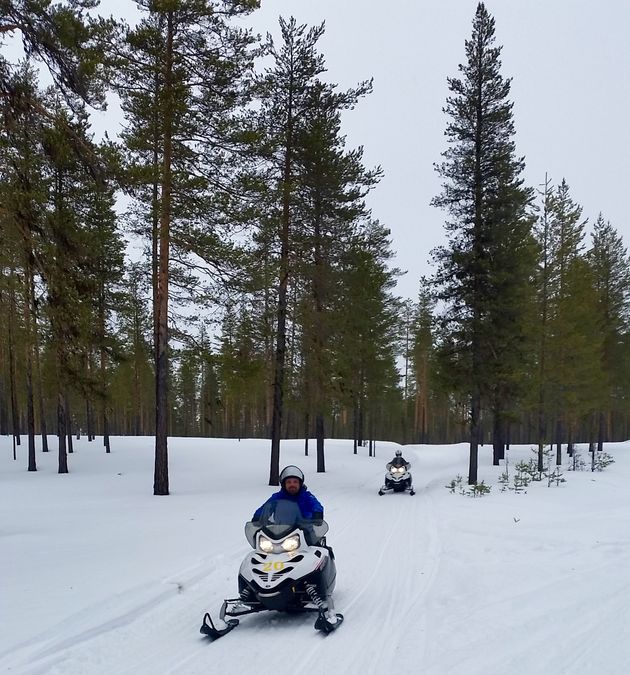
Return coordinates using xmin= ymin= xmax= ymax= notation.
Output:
xmin=1 ymin=435 xmax=629 ymax=674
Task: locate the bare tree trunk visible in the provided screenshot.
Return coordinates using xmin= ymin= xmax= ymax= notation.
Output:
xmin=133 ymin=313 xmax=141 ymax=436
xmin=8 ymin=279 xmax=21 ymax=453
xmin=597 ymin=411 xmax=605 ymax=454
xmin=100 ymin=296 xmax=110 ymax=454
xmin=269 ymin=76 xmax=294 ymax=488
xmin=358 ymin=399 xmax=364 ymax=448
xmin=32 ymin=315 xmax=49 ymax=452
xmin=468 ymin=389 xmax=480 ymax=485
xmin=492 ymin=406 xmax=502 ymax=466
xmin=316 ymin=413 xmax=325 ymax=473
xmin=0 ymin=378 xmax=8 ymax=436
xmin=86 ymin=398 xmax=93 ymax=441
xmin=57 ymin=391 xmax=68 ymax=474
xmin=154 ymin=10 xmax=174 ymax=496
xmin=555 ymin=419 xmax=562 ymax=465
xmin=24 ymin=265 xmax=36 ymax=471
xmin=66 ymin=395 xmax=73 ymax=453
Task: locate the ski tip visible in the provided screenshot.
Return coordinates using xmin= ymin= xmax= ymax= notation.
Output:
xmin=200 ymin=613 xmax=239 ymax=640
xmin=314 ymin=612 xmax=344 ymax=634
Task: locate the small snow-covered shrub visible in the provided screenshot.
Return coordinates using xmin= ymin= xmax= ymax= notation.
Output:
xmin=593 ymin=452 xmax=615 ymax=472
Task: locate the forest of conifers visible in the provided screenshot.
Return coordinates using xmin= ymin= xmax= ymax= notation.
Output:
xmin=2 ymin=2 xmax=629 ymax=488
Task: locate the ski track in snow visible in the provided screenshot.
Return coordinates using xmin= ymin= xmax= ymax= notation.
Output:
xmin=306 ymin=488 xmax=443 ymax=675
xmin=1 ymin=543 xmax=248 ymax=674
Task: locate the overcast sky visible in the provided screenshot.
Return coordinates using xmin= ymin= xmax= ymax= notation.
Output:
xmin=241 ymin=0 xmax=630 ymax=300
xmin=11 ymin=0 xmax=629 ymax=301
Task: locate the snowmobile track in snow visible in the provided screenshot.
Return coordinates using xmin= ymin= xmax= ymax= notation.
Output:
xmin=293 ymin=484 xmax=443 ymax=675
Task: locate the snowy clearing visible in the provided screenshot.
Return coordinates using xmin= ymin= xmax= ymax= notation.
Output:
xmin=1 ymin=436 xmax=629 ymax=674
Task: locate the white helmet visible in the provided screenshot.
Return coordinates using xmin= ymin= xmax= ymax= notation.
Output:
xmin=395 ymin=449 xmax=403 ymax=457
xmin=279 ymin=465 xmax=304 ymax=486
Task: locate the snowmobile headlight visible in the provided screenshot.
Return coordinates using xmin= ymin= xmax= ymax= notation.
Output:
xmin=259 ymin=536 xmax=274 ymax=553
xmin=281 ymin=535 xmax=300 ymax=552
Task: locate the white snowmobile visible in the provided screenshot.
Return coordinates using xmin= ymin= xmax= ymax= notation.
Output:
xmin=378 ymin=453 xmax=415 ymax=496
xmin=200 ymin=499 xmax=343 ymax=640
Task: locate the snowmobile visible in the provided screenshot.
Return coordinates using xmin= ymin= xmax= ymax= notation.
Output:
xmin=378 ymin=456 xmax=415 ymax=496
xmin=200 ymin=499 xmax=343 ymax=640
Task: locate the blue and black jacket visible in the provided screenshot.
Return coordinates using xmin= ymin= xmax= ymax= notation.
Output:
xmin=253 ymin=485 xmax=324 ymax=521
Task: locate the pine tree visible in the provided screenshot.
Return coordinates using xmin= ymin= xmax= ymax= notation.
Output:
xmin=1 ymin=0 xmax=112 ymax=109
xmin=39 ymin=96 xmax=113 ymax=472
xmin=1 ymin=70 xmax=118 ymax=470
xmin=83 ymin=178 xmax=125 ymax=452
xmin=333 ymin=221 xmax=401 ymax=451
xmin=0 ymin=64 xmax=50 ymax=470
xmin=116 ymin=0 xmax=258 ymax=494
xmin=410 ymin=283 xmax=435 ymax=443
xmin=550 ymin=256 xmax=604 ymax=457
xmin=293 ymin=79 xmax=379 ymax=471
xmin=544 ymin=178 xmax=589 ymax=460
xmin=251 ymin=17 xmax=328 ymax=484
xmin=531 ymin=173 xmax=554 ymax=470
xmin=252 ymin=16 xmax=378 ymax=481
xmin=432 ymin=3 xmax=535 ymax=482
xmin=587 ymin=215 xmax=630 ymax=447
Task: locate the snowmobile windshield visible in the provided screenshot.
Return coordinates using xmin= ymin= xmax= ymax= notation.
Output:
xmin=391 ymin=457 xmax=406 ymax=468
xmin=245 ymin=499 xmax=328 ymax=547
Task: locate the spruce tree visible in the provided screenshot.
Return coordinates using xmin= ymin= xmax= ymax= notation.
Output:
xmin=544 ymin=178 xmax=588 ymax=459
xmin=432 ymin=3 xmax=535 ymax=482
xmin=531 ymin=174 xmax=554 ymax=470
xmin=333 ymin=221 xmax=400 ymax=451
xmin=112 ymin=263 xmax=154 ymax=436
xmin=587 ymin=215 xmax=630 ymax=447
xmin=410 ymin=283 xmax=435 ymax=444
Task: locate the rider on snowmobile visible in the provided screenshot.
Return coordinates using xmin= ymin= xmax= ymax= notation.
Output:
xmin=200 ymin=464 xmax=342 ymax=639
xmin=253 ymin=465 xmax=324 ymax=522
xmin=387 ymin=448 xmax=410 ymax=471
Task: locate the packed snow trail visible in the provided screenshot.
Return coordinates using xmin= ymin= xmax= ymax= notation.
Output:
xmin=2 ymin=437 xmax=630 ymax=674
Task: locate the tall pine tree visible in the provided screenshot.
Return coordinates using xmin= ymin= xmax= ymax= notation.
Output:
xmin=116 ymin=0 xmax=258 ymax=494
xmin=432 ymin=3 xmax=535 ymax=483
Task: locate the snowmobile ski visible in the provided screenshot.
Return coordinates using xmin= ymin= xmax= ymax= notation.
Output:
xmin=314 ymin=611 xmax=344 ymax=634
xmin=200 ymin=612 xmax=239 ymax=640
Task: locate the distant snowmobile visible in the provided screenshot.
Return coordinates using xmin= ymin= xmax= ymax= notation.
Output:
xmin=200 ymin=499 xmax=343 ymax=640
xmin=379 ymin=453 xmax=415 ymax=496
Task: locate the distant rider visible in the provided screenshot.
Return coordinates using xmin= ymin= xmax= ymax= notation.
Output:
xmin=379 ymin=448 xmax=414 ymax=496
xmin=387 ymin=448 xmax=410 ymax=472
